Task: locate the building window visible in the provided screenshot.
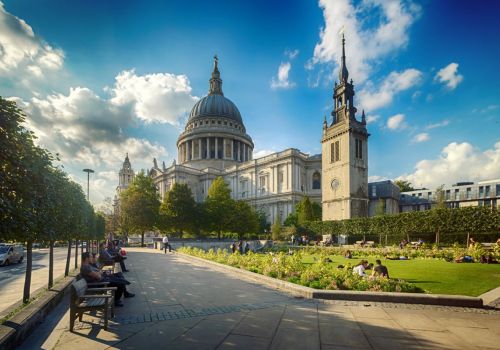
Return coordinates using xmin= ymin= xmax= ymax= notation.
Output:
xmin=427 ymin=192 xmax=432 ymax=199
xmin=330 ymin=141 xmax=340 ymax=163
xmin=479 ymin=186 xmax=484 ymax=198
xmin=455 ymin=189 xmax=460 ymax=200
xmin=418 ymin=193 xmax=422 ymax=197
xmin=466 ymin=187 xmax=472 ymax=199
xmin=496 ymin=184 xmax=500 ymax=196
xmin=355 ymin=139 xmax=363 ymax=159
xmin=485 ymin=185 xmax=490 ymax=197
xmin=372 ymin=185 xmax=377 ymax=197
xmin=279 ymin=171 xmax=284 ymax=183
xmin=259 ymin=176 xmax=266 ymax=188
xmin=312 ymin=172 xmax=321 ymax=190
xmin=445 ymin=189 xmax=450 ymax=200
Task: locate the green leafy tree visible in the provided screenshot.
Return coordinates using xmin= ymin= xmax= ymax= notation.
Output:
xmin=229 ymin=201 xmax=259 ymax=239
xmin=120 ymin=171 xmax=160 ymax=246
xmin=297 ymin=196 xmax=315 ymax=225
xmin=374 ymin=200 xmax=386 ymax=217
xmin=283 ymin=212 xmax=298 ymax=227
xmin=205 ymin=177 xmax=234 ymax=239
xmin=256 ymin=210 xmax=269 ymax=236
xmin=271 ymin=217 xmax=282 ymax=241
xmin=159 ymin=183 xmax=197 ymax=238
xmin=394 ymin=180 xmax=415 ymax=192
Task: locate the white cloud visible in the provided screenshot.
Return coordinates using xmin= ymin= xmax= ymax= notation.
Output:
xmin=366 ymin=114 xmax=380 ymax=124
xmin=253 ymin=149 xmax=276 ymax=159
xmin=271 ymin=62 xmax=296 ymax=89
xmin=412 ymin=133 xmax=430 ymax=143
xmin=0 ymin=3 xmax=64 ymax=79
xmin=426 ymin=120 xmax=450 ymax=129
xmin=369 ymin=175 xmax=389 ymax=182
xmin=110 ymin=69 xmax=198 ymax=125
xmin=398 ymin=142 xmax=500 ymax=189
xmin=435 ymin=62 xmax=463 ymax=90
xmin=358 ymin=68 xmax=422 ymax=111
xmin=285 ymin=49 xmax=299 ymax=59
xmin=387 ymin=114 xmax=406 ymax=130
xmin=308 ymin=0 xmax=421 ymax=84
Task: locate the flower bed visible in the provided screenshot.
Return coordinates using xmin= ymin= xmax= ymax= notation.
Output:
xmin=178 ymin=247 xmax=423 ymax=293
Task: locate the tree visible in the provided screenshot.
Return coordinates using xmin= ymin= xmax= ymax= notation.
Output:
xmin=159 ymin=183 xmax=197 ymax=237
xmin=229 ymin=201 xmax=259 ymax=239
xmin=297 ymin=196 xmax=315 ymax=225
xmin=120 ymin=171 xmax=160 ymax=246
xmin=434 ymin=184 xmax=447 ymax=209
xmin=283 ymin=212 xmax=298 ymax=227
xmin=374 ymin=200 xmax=386 ymax=217
xmin=205 ymin=177 xmax=234 ymax=239
xmin=394 ymin=180 xmax=415 ymax=192
xmin=256 ymin=210 xmax=269 ymax=235
xmin=271 ymin=218 xmax=282 ymax=241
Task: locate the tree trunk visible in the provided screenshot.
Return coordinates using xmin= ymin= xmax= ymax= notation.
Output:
xmin=466 ymin=232 xmax=470 ymax=247
xmin=48 ymin=240 xmax=54 ymax=289
xmin=141 ymin=233 xmax=145 ymax=247
xmin=23 ymin=241 xmax=33 ymax=303
xmin=65 ymin=239 xmax=72 ymax=276
xmin=74 ymin=240 xmax=79 ymax=269
xmin=385 ymin=234 xmax=388 ymax=246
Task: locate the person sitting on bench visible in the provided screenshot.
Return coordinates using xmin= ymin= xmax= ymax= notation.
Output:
xmin=100 ymin=242 xmax=128 ymax=272
xmin=80 ymin=252 xmax=134 ymax=307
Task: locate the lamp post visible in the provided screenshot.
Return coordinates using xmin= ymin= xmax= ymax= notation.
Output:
xmin=81 ymin=169 xmax=94 ymax=256
xmin=82 ymin=168 xmax=94 ymax=201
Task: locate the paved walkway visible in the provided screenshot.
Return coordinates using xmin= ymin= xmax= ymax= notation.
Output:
xmin=21 ymin=248 xmax=500 ymax=350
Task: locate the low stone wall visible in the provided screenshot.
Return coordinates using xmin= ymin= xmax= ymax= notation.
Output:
xmin=176 ymin=252 xmax=484 ymax=308
xmin=155 ymin=240 xmax=273 ymax=252
xmin=0 ymin=276 xmax=74 ymax=350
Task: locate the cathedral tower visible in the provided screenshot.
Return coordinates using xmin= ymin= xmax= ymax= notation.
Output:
xmin=321 ymin=35 xmax=369 ymax=220
xmin=118 ymin=153 xmax=134 ymax=190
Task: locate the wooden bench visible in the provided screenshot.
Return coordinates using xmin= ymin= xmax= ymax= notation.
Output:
xmin=355 ymin=240 xmax=375 ymax=248
xmin=480 ymin=243 xmax=496 ymax=251
xmin=70 ymin=279 xmax=116 ymax=331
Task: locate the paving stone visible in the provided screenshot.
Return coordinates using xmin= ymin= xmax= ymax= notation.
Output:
xmin=270 ymin=326 xmax=320 ymax=350
xmin=407 ymin=330 xmax=473 ymax=350
xmin=349 ymin=306 xmax=391 ymax=320
xmin=217 ymin=334 xmax=271 ymax=350
xmin=356 ymin=317 xmax=415 ymax=339
xmin=447 ymin=326 xmax=500 ymax=349
xmin=367 ymin=335 xmax=427 ymax=350
xmin=319 ymin=321 xmax=371 ymax=348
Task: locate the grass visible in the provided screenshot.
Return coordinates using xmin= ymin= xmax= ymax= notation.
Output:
xmin=302 ymin=254 xmax=500 ymax=297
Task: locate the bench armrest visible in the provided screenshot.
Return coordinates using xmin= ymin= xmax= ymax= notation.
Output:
xmin=88 ymin=282 xmax=110 ymax=286
xmin=81 ymin=294 xmax=113 ymax=299
xmin=88 ymin=287 xmax=117 ymax=292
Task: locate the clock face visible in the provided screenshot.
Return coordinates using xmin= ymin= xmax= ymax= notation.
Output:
xmin=330 ymin=178 xmax=340 ymax=190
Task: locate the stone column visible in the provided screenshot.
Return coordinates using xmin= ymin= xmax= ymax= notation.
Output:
xmin=243 ymin=144 xmax=247 ymax=162
xmin=206 ymin=137 xmax=210 ymax=159
xmin=215 ymin=137 xmax=218 ymax=159
xmin=198 ymin=139 xmax=202 ymax=159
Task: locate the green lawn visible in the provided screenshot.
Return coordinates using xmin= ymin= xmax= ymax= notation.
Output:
xmin=303 ymin=255 xmax=500 ymax=297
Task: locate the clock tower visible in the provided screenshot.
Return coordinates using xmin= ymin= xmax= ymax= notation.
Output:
xmin=321 ymin=34 xmax=369 ymax=221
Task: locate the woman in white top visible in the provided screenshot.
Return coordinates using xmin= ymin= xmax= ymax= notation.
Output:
xmin=353 ymin=260 xmax=368 ymax=276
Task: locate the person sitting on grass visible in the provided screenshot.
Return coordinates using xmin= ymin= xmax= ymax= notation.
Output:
xmin=371 ymin=259 xmax=390 ymax=278
xmin=344 ymin=250 xmax=352 ymax=259
xmin=353 ymin=260 xmax=368 ymax=276
xmin=80 ymin=252 xmax=135 ymax=307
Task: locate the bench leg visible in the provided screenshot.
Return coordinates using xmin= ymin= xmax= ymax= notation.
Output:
xmin=78 ymin=312 xmax=83 ymax=321
xmin=104 ymin=299 xmax=109 ymax=330
xmin=111 ymin=291 xmax=115 ymax=317
xmin=69 ymin=310 xmax=75 ymax=332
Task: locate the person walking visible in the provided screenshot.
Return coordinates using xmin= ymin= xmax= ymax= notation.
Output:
xmin=163 ymin=235 xmax=171 ymax=253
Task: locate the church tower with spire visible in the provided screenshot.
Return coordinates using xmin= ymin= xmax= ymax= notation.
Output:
xmin=118 ymin=153 xmax=135 ymax=190
xmin=321 ymin=34 xmax=369 ymax=220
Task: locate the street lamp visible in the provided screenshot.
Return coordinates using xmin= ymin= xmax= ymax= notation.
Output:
xmin=83 ymin=168 xmax=94 ymax=201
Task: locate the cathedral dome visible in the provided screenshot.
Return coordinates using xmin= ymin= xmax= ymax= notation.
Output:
xmin=188 ymin=94 xmax=242 ymax=124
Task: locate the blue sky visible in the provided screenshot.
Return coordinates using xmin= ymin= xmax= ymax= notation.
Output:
xmin=1 ymin=0 xmax=499 ymax=206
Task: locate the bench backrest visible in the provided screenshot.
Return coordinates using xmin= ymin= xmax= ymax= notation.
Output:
xmin=71 ymin=279 xmax=88 ymax=302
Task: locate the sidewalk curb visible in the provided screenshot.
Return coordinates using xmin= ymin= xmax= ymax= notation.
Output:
xmin=175 ymin=252 xmax=484 ymax=308
xmin=0 ymin=276 xmax=74 ymax=350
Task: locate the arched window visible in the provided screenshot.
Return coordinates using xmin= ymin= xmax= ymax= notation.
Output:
xmin=312 ymin=172 xmax=321 ymax=190
xmin=337 ymin=97 xmax=342 ymax=108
